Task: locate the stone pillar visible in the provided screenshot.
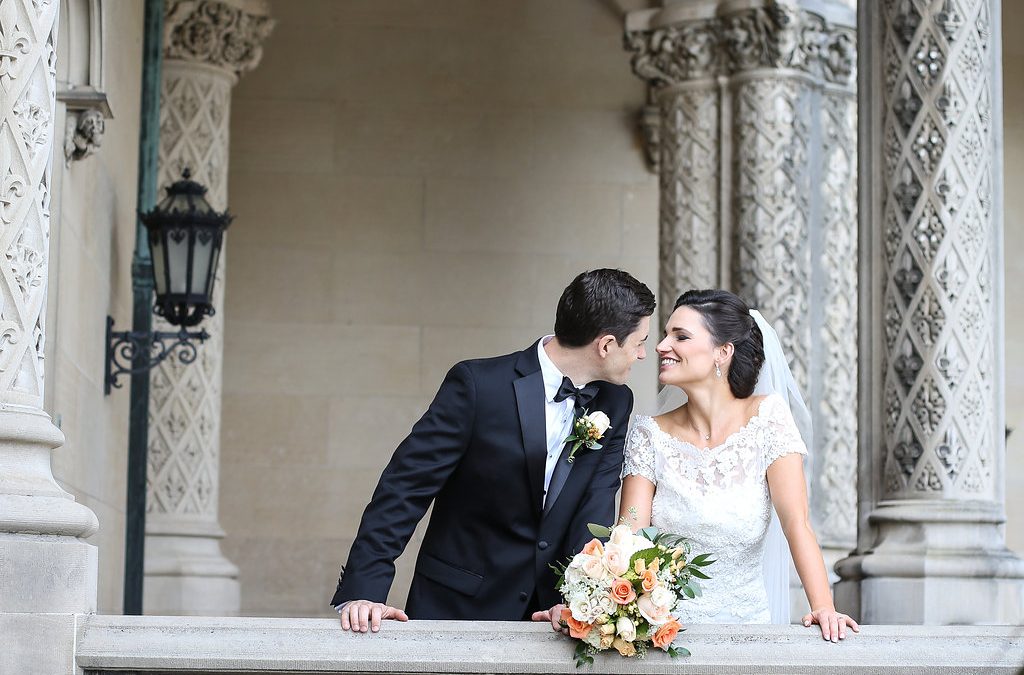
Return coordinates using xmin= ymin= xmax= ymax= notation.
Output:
xmin=143 ymin=0 xmax=272 ymax=616
xmin=835 ymin=0 xmax=1024 ymax=624
xmin=626 ymin=0 xmax=858 ymax=614
xmin=0 ymin=0 xmax=99 ymax=667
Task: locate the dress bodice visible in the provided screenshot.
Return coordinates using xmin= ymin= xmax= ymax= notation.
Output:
xmin=622 ymin=393 xmax=807 ymax=624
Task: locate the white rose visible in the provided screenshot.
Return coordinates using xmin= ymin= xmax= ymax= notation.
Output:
xmin=616 ymin=616 xmax=637 ymax=642
xmin=563 ymin=565 xmax=584 ymax=586
xmin=587 ymin=410 xmax=611 ymax=435
xmin=602 ymin=542 xmax=630 ymax=576
xmin=582 ymin=556 xmax=607 ymax=580
xmin=569 ymin=552 xmax=590 ymax=568
xmin=569 ymin=598 xmax=589 ymax=622
xmin=636 ymin=592 xmax=672 ymax=625
xmin=609 ymin=524 xmax=635 ymax=548
xmin=651 ymin=585 xmax=676 ymax=611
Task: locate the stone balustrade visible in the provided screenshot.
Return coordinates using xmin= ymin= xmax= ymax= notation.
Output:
xmin=71 ymin=616 xmax=1023 ymax=674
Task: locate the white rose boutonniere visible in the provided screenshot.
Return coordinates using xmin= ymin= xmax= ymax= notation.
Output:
xmin=563 ymin=409 xmax=611 ymax=464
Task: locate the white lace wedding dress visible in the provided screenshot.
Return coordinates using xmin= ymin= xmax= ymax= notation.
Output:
xmin=622 ymin=393 xmax=807 ymax=624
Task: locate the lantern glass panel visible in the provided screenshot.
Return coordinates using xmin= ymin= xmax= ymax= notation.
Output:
xmin=167 ymin=228 xmax=191 ymax=294
xmin=150 ymin=231 xmax=167 ymax=296
xmin=206 ymin=238 xmax=222 ymax=298
xmin=191 ymin=230 xmax=214 ymax=301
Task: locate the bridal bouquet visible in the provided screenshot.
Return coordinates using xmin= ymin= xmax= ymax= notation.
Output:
xmin=553 ymin=523 xmax=714 ymax=666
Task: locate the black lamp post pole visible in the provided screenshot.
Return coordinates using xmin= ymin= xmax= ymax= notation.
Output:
xmin=124 ymin=0 xmax=163 ymax=616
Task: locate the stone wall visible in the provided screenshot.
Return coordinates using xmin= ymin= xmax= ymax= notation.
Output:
xmin=221 ymin=0 xmax=660 ymax=617
xmin=45 ymin=3 xmax=145 ymax=614
xmin=1003 ymin=1 xmax=1024 ymax=556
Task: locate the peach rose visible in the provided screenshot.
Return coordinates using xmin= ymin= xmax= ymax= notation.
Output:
xmin=560 ymin=607 xmax=593 ymax=639
xmin=640 ymin=568 xmax=659 ymax=593
xmin=582 ymin=556 xmax=607 ymax=581
xmin=651 ymin=619 xmax=682 ymax=650
xmin=581 ymin=538 xmax=604 ymax=557
xmin=609 ymin=576 xmax=637 ymax=605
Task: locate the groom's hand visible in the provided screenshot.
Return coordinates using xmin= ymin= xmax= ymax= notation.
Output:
xmin=531 ymin=603 xmax=568 ymax=634
xmin=338 ymin=599 xmax=409 ymax=633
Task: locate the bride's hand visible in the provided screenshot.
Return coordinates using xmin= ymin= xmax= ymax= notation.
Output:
xmin=803 ymin=608 xmax=860 ymax=642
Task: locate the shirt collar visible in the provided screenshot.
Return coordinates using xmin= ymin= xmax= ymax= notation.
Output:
xmin=537 ymin=336 xmax=573 ymax=403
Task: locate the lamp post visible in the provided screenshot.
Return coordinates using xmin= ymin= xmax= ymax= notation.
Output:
xmin=105 ymin=169 xmax=233 ymax=394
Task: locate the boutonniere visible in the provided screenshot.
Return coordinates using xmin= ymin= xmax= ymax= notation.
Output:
xmin=564 ymin=409 xmax=611 ymax=464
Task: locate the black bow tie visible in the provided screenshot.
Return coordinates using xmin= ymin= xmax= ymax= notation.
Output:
xmin=553 ymin=376 xmax=598 ymax=410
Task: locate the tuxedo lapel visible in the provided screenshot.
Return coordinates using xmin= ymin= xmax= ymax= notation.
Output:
xmin=513 ymin=346 xmax=546 ymax=519
xmin=543 ymin=387 xmax=607 ymax=517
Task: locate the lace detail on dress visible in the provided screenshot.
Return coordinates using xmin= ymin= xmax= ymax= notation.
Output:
xmin=758 ymin=394 xmax=808 ymax=469
xmin=622 ymin=421 xmax=657 ymax=484
xmin=622 ymin=393 xmax=805 ymax=624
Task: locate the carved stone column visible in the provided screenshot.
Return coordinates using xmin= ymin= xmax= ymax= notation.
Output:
xmin=626 ymin=0 xmax=858 ymax=615
xmin=143 ymin=0 xmax=272 ymax=616
xmin=0 ymin=0 xmax=99 ymax=621
xmin=835 ymin=0 xmax=1024 ymax=623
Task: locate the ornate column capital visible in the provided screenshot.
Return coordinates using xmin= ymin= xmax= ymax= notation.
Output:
xmin=164 ymin=0 xmax=274 ymax=78
xmin=625 ymin=4 xmax=856 ymax=89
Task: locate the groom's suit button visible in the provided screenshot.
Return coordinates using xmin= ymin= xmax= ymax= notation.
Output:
xmin=537 ymin=541 xmax=549 ymax=550
xmin=519 ymin=592 xmax=528 ymax=602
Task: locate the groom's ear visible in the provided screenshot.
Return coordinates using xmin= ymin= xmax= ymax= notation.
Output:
xmin=596 ymin=334 xmax=618 ymax=358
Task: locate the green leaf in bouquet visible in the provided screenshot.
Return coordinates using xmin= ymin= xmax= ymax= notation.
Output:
xmin=688 ymin=567 xmax=710 ymax=580
xmin=667 ymin=645 xmax=690 ymax=658
xmin=689 ymin=553 xmax=716 ymax=567
xmin=587 ymin=523 xmax=612 ymax=538
xmin=680 ymin=584 xmax=696 ymax=599
xmin=651 ymin=532 xmax=692 ymax=551
xmin=573 ymin=641 xmax=595 ymax=668
xmin=638 ymin=526 xmax=660 ymax=542
xmin=686 ymin=581 xmax=702 ymax=598
xmin=628 ymin=546 xmax=663 ymax=572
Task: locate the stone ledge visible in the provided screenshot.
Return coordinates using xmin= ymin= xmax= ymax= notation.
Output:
xmin=75 ymin=615 xmax=1024 ymax=674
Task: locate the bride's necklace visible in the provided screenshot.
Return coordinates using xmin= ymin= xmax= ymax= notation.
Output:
xmin=689 ymin=420 xmax=712 ymax=443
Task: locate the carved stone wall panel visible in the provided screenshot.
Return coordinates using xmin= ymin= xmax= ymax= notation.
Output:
xmin=816 ymin=88 xmax=857 ymax=547
xmin=879 ymin=0 xmax=997 ymax=501
xmin=0 ymin=0 xmax=60 ymax=408
xmin=733 ymin=76 xmax=813 ymax=395
xmin=657 ymin=85 xmax=720 ymax=311
xmin=148 ymin=64 xmax=231 ymax=520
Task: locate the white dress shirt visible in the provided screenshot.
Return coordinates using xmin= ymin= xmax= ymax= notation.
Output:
xmin=536 ymin=336 xmax=585 ymax=506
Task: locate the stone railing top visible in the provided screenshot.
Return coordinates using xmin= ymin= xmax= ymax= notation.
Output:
xmin=75 ymin=615 xmax=1024 ymax=674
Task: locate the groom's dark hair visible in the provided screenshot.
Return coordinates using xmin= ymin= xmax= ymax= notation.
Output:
xmin=554 ymin=269 xmax=655 ymax=348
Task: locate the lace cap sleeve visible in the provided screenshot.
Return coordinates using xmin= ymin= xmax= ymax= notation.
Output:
xmin=760 ymin=394 xmax=809 ymax=469
xmin=622 ymin=416 xmax=657 ymax=485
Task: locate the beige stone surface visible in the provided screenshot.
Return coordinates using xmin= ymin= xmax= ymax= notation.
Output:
xmin=223 ymin=0 xmax=659 ymax=617
xmin=1003 ymin=4 xmax=1024 ymax=556
xmin=73 ymin=615 xmax=1024 ymax=674
xmin=45 ymin=3 xmax=145 ymax=615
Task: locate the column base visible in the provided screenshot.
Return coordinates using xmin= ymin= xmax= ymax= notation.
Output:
xmin=835 ymin=572 xmax=1024 ymax=625
xmin=144 ymin=530 xmax=240 ymax=616
xmin=0 ymin=533 xmax=97 ymax=614
xmin=835 ymin=502 xmax=1024 ymax=624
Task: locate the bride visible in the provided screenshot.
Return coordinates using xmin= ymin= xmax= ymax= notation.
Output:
xmin=620 ymin=289 xmax=858 ymax=641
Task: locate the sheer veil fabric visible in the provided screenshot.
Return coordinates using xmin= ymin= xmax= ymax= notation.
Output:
xmin=652 ymin=309 xmax=812 ymax=624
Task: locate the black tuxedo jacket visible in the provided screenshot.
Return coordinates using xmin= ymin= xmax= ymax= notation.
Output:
xmin=331 ymin=341 xmax=633 ymax=619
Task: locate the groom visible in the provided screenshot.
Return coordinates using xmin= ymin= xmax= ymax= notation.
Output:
xmin=332 ymin=269 xmax=655 ymax=631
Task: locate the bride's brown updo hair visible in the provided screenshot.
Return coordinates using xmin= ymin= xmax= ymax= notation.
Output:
xmin=674 ymin=289 xmax=765 ymax=398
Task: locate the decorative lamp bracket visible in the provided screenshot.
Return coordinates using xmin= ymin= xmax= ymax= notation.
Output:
xmin=105 ymin=316 xmax=209 ymax=395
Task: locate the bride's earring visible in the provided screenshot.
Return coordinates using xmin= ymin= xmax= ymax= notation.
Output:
xmin=715 ymin=362 xmax=722 ymax=378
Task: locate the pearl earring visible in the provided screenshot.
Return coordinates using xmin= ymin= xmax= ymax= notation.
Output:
xmin=715 ymin=362 xmax=722 ymax=378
